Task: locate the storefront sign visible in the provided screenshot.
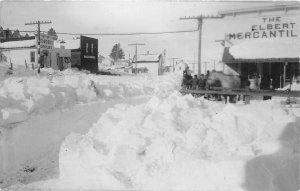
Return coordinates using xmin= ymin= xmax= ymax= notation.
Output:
xmin=227 ymin=16 xmax=298 ymax=41
xmin=38 ymin=34 xmax=54 ymax=50
xmin=83 ymin=55 xmax=96 ymax=59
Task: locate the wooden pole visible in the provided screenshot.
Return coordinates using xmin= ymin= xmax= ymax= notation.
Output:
xmin=198 ymin=18 xmax=202 ymax=76
xmin=283 ymin=61 xmax=287 ymax=87
xmin=25 ymin=20 xmax=52 ymax=73
xmin=180 ymin=15 xmax=223 ymax=76
xmin=128 ymin=43 xmax=145 ymax=75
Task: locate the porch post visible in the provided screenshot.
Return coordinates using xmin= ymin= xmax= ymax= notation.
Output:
xmin=283 ymin=61 xmax=287 ymax=87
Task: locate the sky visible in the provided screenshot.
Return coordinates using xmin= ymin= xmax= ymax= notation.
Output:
xmin=0 ymin=0 xmax=298 ymax=70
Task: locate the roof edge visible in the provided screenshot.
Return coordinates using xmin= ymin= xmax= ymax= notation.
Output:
xmin=219 ymin=3 xmax=300 ymax=16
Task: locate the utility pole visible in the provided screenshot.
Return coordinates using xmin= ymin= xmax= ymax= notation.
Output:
xmin=193 ymin=52 xmax=196 ymax=73
xmin=25 ymin=21 xmax=52 ymax=73
xmin=212 ymin=59 xmax=216 ymax=70
xmin=128 ymin=43 xmax=145 ymax=75
xmin=168 ymin=57 xmax=180 ymax=72
xmin=180 ymin=15 xmax=223 ymax=77
xmin=203 ymin=61 xmax=208 ymax=73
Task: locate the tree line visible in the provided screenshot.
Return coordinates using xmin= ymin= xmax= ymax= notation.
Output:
xmin=0 ymin=27 xmax=58 ymax=41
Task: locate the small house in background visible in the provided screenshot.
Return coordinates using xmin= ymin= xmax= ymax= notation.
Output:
xmin=132 ymin=52 xmax=165 ymax=75
xmin=54 ymin=35 xmax=98 ymax=73
xmin=0 ymin=34 xmax=71 ymax=70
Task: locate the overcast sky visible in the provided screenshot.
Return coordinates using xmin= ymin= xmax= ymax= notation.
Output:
xmin=0 ymin=0 xmax=295 ymax=68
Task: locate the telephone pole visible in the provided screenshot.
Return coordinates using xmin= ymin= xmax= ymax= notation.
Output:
xmin=180 ymin=15 xmax=222 ymax=77
xmin=128 ymin=43 xmax=145 ymax=75
xmin=25 ymin=21 xmax=52 ymax=73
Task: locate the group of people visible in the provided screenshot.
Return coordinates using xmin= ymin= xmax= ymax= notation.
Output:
xmin=181 ymin=66 xmax=209 ymax=90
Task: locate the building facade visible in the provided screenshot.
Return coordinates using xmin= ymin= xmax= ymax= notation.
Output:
xmin=0 ymin=34 xmax=71 ymax=70
xmin=55 ymin=35 xmax=98 ymax=73
xmin=219 ymin=4 xmax=300 ymax=88
xmin=132 ymin=53 xmax=165 ymax=75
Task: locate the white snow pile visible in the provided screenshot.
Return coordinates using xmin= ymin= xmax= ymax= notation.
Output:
xmin=229 ymin=38 xmax=300 ymax=59
xmin=0 ymin=69 xmax=181 ymax=126
xmin=16 ymin=93 xmax=299 ymax=190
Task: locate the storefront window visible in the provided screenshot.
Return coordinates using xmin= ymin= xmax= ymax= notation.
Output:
xmin=30 ymin=51 xmax=35 ymax=62
xmin=86 ymin=43 xmax=88 ymax=53
xmin=91 ymin=43 xmax=94 ymax=54
xmin=64 ymin=57 xmax=71 ymax=63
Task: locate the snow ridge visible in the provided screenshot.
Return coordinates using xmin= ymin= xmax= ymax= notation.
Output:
xmin=0 ymin=69 xmax=181 ymax=126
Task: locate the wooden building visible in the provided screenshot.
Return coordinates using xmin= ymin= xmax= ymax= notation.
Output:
xmin=131 ymin=53 xmax=165 ymax=75
xmin=219 ymin=4 xmax=300 ymax=88
xmin=55 ymin=36 xmax=98 ymax=73
xmin=0 ymin=34 xmax=71 ymax=70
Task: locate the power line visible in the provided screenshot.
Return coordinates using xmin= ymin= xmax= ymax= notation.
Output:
xmin=180 ymin=14 xmax=223 ymax=76
xmin=53 ymin=29 xmax=198 ymax=36
xmin=4 ymin=28 xmax=198 ymax=36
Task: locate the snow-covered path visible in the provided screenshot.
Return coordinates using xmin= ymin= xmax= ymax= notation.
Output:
xmin=0 ymin=96 xmax=151 ymax=187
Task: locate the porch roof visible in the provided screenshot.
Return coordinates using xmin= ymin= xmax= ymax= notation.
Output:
xmin=223 ymin=39 xmax=300 ymax=63
xmin=0 ymin=39 xmax=36 ymax=49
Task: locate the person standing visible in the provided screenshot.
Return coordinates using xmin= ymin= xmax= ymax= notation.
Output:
xmin=198 ymin=74 xmax=206 ymax=90
xmin=191 ymin=75 xmax=199 ymax=90
xmin=260 ymin=74 xmax=272 ymax=100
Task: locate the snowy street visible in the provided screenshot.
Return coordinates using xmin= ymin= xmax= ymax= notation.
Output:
xmin=1 ymin=95 xmax=151 ymax=187
xmin=0 ymin=68 xmax=298 ymax=190
xmin=1 ymin=1 xmax=300 ymax=190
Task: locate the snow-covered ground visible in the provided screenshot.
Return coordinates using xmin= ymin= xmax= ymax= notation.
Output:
xmin=1 ymin=66 xmax=299 ymax=190
xmin=0 ymin=66 xmax=176 ymax=127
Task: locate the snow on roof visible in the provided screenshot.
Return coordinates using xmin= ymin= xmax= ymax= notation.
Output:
xmin=133 ymin=54 xmax=160 ymax=63
xmin=0 ymin=39 xmax=36 ymax=49
xmin=54 ymin=39 xmax=80 ymax=49
xmin=229 ymin=38 xmax=300 ymax=59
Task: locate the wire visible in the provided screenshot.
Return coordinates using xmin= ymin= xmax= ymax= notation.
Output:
xmin=56 ymin=29 xmax=198 ymax=36
xmin=5 ymin=29 xmax=198 ymax=36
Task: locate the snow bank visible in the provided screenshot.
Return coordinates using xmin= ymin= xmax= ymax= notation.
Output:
xmin=19 ymin=92 xmax=299 ymax=190
xmin=0 ymin=69 xmax=181 ymax=126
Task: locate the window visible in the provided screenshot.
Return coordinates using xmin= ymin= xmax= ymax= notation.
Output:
xmin=64 ymin=57 xmax=71 ymax=63
xmin=86 ymin=43 xmax=89 ymax=53
xmin=91 ymin=43 xmax=94 ymax=54
xmin=30 ymin=51 xmax=35 ymax=62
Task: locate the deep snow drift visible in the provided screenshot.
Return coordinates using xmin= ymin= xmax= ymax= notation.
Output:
xmin=9 ymin=88 xmax=300 ymax=190
xmin=1 ymin=67 xmax=299 ymax=190
xmin=0 ymin=67 xmax=178 ymax=127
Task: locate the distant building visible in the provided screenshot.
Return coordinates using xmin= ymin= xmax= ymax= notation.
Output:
xmin=132 ymin=52 xmax=165 ymax=75
xmin=54 ymin=35 xmax=98 ymax=73
xmin=219 ymin=3 xmax=300 ymax=88
xmin=0 ymin=33 xmax=71 ymax=70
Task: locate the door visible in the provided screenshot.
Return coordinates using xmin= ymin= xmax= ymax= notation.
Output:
xmin=270 ymin=62 xmax=283 ymax=89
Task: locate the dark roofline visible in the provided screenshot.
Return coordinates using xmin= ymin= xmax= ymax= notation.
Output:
xmin=224 ymin=58 xmax=300 ymax=63
xmin=218 ymin=3 xmax=300 ymax=16
xmin=0 ymin=46 xmax=36 ymax=50
xmin=132 ymin=61 xmax=159 ymax=63
xmin=2 ymin=36 xmax=36 ymax=42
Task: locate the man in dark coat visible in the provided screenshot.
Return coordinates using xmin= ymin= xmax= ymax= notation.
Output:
xmin=260 ymin=74 xmax=272 ymax=100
